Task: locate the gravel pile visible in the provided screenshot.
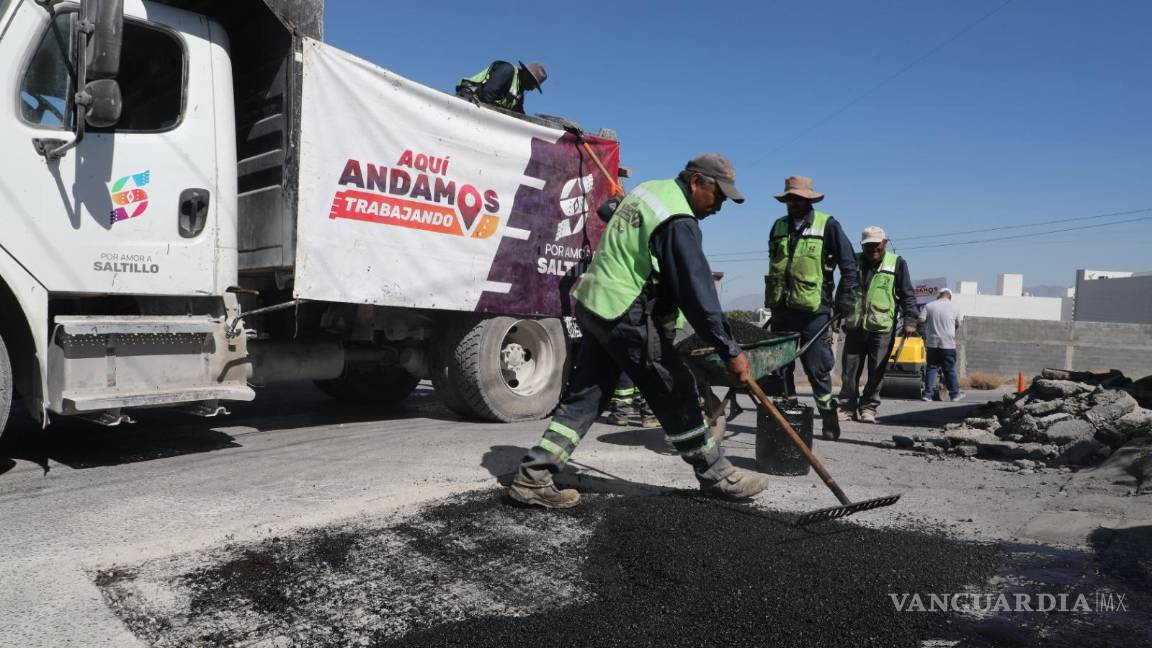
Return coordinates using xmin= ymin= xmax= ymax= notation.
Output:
xmin=894 ymin=368 xmax=1152 ymax=467
xmin=677 ymin=319 xmax=784 ymax=355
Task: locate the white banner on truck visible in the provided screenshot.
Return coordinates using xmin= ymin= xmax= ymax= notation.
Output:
xmin=294 ymin=40 xmax=618 ymax=316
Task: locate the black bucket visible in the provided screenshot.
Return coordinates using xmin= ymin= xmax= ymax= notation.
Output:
xmin=755 ymin=399 xmax=814 ymax=476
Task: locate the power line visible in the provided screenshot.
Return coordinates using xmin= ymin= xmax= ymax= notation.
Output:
xmin=748 ymin=0 xmax=1015 ymax=167
xmin=706 ymin=207 xmax=1152 ymax=259
xmin=897 ymin=214 xmax=1152 ymax=250
xmin=706 ymin=214 xmax=1152 ymax=262
xmin=899 ymin=208 xmax=1152 ymax=241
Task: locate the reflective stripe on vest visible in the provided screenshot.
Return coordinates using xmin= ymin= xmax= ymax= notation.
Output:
xmin=458 ymin=62 xmax=521 ymax=110
xmin=849 ymin=251 xmax=900 ymax=332
xmin=573 ymin=179 xmax=694 ymax=320
xmin=764 ymin=211 xmax=831 ymax=313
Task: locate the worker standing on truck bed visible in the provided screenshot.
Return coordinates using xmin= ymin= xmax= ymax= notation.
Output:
xmin=764 ymin=176 xmax=859 ymax=439
xmin=508 ymin=154 xmax=770 ymax=508
xmin=456 ymin=60 xmax=547 ymax=113
xmin=837 ymin=226 xmax=918 ymax=423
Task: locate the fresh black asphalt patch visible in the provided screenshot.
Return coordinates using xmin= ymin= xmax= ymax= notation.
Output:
xmin=95 ymin=490 xmax=1151 ymax=647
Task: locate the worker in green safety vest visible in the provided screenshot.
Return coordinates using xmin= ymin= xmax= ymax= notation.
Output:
xmin=455 ymin=60 xmax=547 ymax=114
xmin=764 ymin=175 xmax=859 ymax=440
xmin=508 ymin=154 xmax=770 ymax=509
xmin=837 ymin=226 xmax=919 ymax=424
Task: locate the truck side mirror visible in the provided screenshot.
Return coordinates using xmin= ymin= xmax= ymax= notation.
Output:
xmin=38 ymin=0 xmax=124 ymax=158
xmin=84 ymin=78 xmax=122 ymax=127
xmin=87 ymin=0 xmax=123 ymax=79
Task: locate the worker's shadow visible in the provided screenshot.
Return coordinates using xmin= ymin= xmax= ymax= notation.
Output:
xmin=879 ymin=403 xmax=981 ymax=428
xmin=594 ymin=427 xmax=678 ymax=456
xmin=481 ymin=443 xmax=679 ymax=498
xmin=481 ymin=444 xmax=529 ymax=486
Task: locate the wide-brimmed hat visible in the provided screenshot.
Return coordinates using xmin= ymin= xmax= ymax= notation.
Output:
xmin=684 ymin=153 xmax=744 ymax=203
xmin=774 ymin=175 xmax=824 ymax=203
xmin=519 ymin=61 xmax=547 ymax=93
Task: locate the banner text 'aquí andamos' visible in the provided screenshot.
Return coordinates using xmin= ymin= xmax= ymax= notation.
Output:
xmin=328 ymin=150 xmax=501 ymax=237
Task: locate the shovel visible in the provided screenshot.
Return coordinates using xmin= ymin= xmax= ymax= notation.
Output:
xmin=742 ymin=375 xmax=902 ymax=526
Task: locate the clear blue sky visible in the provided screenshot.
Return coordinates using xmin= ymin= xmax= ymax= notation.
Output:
xmin=324 ymin=0 xmax=1152 ymax=307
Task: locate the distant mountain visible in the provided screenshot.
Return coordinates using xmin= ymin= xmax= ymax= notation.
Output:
xmin=1025 ymin=285 xmax=1071 ymax=298
xmin=723 ymin=293 xmax=763 ymax=311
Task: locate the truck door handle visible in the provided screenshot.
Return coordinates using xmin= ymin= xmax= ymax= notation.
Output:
xmin=178 ymin=188 xmax=210 ymax=238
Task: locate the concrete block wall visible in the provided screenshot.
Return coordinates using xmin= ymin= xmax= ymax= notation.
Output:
xmin=957 ymin=317 xmax=1152 ymax=378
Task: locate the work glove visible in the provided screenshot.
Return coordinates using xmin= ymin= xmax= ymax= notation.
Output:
xmin=834 ymin=298 xmax=854 ymax=321
xmin=596 ymin=196 xmax=621 ymax=223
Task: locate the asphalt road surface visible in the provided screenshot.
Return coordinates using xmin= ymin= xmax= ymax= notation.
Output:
xmin=1 ymin=383 xmax=1148 ymax=646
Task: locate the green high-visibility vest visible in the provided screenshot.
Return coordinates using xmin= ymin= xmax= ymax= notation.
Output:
xmin=457 ymin=62 xmax=521 ymax=111
xmin=848 ymin=251 xmax=900 ymax=332
xmin=764 ymin=211 xmax=831 ymax=313
xmin=574 ymin=179 xmax=694 ymax=320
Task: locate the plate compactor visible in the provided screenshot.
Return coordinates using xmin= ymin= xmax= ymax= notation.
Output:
xmin=880 ymin=333 xmax=927 ymax=399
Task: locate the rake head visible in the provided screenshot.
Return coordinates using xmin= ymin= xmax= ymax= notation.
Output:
xmin=794 ymin=494 xmax=902 ymax=527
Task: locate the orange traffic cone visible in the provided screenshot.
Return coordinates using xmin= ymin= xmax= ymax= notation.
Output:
xmin=1016 ymin=372 xmax=1027 ymax=394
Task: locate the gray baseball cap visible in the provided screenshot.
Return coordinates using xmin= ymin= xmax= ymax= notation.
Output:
xmin=684 ymin=153 xmax=744 ymax=203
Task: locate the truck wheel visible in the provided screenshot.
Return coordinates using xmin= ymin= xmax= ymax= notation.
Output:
xmin=0 ymin=335 xmax=11 ymax=439
xmin=444 ymin=317 xmax=567 ymax=422
xmin=431 ymin=357 xmax=476 ymax=418
xmin=314 ymin=364 xmax=420 ymax=406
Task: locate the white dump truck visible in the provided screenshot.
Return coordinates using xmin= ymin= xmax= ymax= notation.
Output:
xmin=0 ymin=0 xmax=621 ymax=435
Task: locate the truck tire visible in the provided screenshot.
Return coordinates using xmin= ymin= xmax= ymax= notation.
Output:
xmin=0 ymin=335 xmax=11 ymax=439
xmin=442 ymin=317 xmax=568 ymax=422
xmin=314 ymin=364 xmax=420 ymax=406
xmin=431 ymin=356 xmax=476 ymax=418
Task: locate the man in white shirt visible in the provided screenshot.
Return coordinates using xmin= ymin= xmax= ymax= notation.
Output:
xmin=919 ymin=288 xmax=964 ymax=401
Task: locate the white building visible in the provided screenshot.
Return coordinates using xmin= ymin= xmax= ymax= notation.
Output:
xmin=1073 ymin=269 xmax=1152 ymax=324
xmin=947 ymin=273 xmax=1073 ymax=321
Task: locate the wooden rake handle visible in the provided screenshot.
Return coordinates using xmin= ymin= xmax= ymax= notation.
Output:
xmin=742 ymin=376 xmax=852 ymax=506
xmin=580 ymin=141 xmax=624 ymax=197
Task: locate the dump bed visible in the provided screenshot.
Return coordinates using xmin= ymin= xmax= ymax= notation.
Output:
xmin=292 ymin=40 xmax=619 ymax=317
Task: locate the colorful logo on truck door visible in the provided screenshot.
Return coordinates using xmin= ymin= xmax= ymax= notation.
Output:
xmin=108 ymin=171 xmax=151 ymax=225
xmin=328 ymin=152 xmax=502 ymax=239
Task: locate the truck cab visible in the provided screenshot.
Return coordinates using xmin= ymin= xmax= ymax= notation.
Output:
xmin=0 ymin=0 xmax=619 ymax=435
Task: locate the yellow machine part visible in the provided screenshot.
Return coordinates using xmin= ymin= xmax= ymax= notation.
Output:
xmin=882 ymin=334 xmax=926 ymax=398
xmin=889 ymin=335 xmax=926 ymax=365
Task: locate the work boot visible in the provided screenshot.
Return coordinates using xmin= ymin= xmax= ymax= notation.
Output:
xmin=637 ymin=398 xmax=659 ymax=428
xmin=857 ymin=409 xmax=877 ymax=424
xmin=951 ymin=392 xmax=966 ymax=402
xmin=699 ymin=470 xmax=770 ymax=500
xmin=605 ymin=398 xmax=635 ymax=426
xmin=837 ymin=407 xmax=855 ymax=422
xmin=507 ymin=478 xmax=581 ymax=509
xmin=820 ymin=408 xmax=841 ymax=441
